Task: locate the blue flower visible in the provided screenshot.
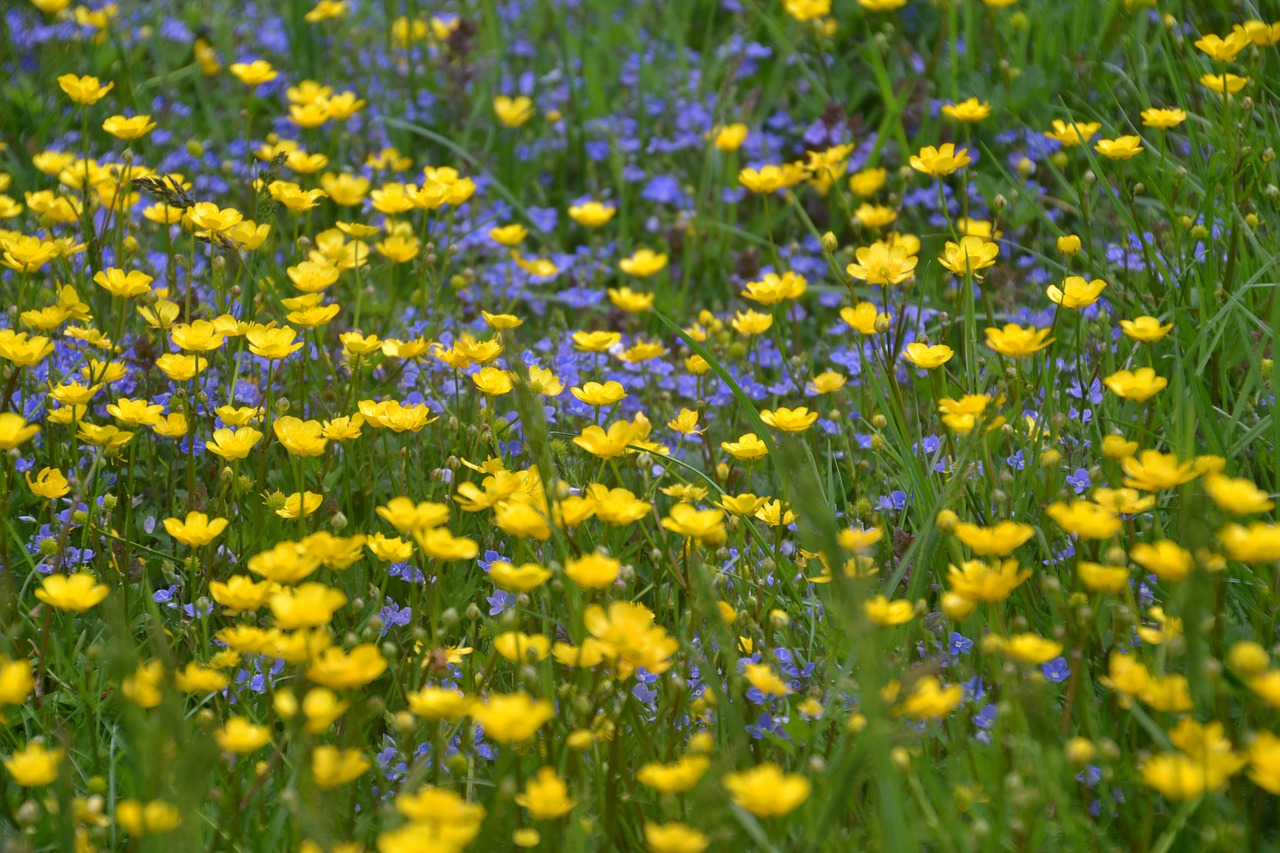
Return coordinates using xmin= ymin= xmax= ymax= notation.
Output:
xmin=1041 ymin=657 xmax=1071 ymax=683
xmin=948 ymin=632 xmax=974 ymax=657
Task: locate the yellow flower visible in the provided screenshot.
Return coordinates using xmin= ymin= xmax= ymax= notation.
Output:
xmin=471 ymin=366 xmax=515 ymax=396
xmin=184 ymin=201 xmax=244 ymax=234
xmin=848 ymin=167 xmax=887 ymax=196
xmin=1235 ymin=20 xmax=1280 ymax=46
xmin=741 ymin=271 xmax=806 ymax=305
xmin=1200 ymin=73 xmax=1250 ymax=95
xmin=946 ymin=558 xmax=1030 ymax=607
xmin=1047 ymin=501 xmax=1122 ymax=539
xmin=846 ymin=241 xmax=917 ymax=286
xmin=608 ymin=286 xmax=655 ymax=313
xmin=102 ymin=114 xmax=156 ymax=139
xmin=405 ymin=686 xmax=470 ymax=720
xmin=1122 ymin=449 xmax=1198 ymax=492
xmin=1094 ymin=136 xmax=1143 ymax=160
xmin=1103 ymin=367 xmax=1167 ymax=402
xmin=668 ymin=408 xmax=703 ymax=434
xmin=275 ymin=491 xmax=323 ymax=519
xmin=206 ymin=427 xmax=263 ymax=460
xmin=58 ymin=74 xmax=113 ymax=104
xmin=661 ymin=504 xmax=727 ymax=546
xmin=0 ymin=331 xmax=55 ymax=367
xmin=619 ymin=248 xmax=668 ymax=277
xmin=164 ymin=512 xmax=228 ymax=547
xmin=481 ymin=310 xmax=523 ymax=330
xmin=783 ymin=0 xmax=829 ymax=20
xmin=730 ymin=309 xmax=773 ymax=336
xmin=1119 ymin=315 xmax=1173 ymax=342
xmin=1056 ymin=234 xmax=1082 ymax=254
xmin=246 ymin=325 xmax=304 ymax=359
xmin=1194 ymin=31 xmax=1250 ymax=62
xmin=571 ymin=381 xmax=627 ymax=408
xmin=174 ymin=661 xmax=231 ymax=693
xmin=909 ymin=143 xmax=971 ymax=176
xmin=489 ymin=561 xmax=552 ymax=593
xmin=511 ymin=250 xmax=558 ymax=277
xmin=1247 ymin=732 xmax=1280 ymax=794
xmin=573 ymin=413 xmax=652 ymax=458
xmin=564 ymin=552 xmax=621 ymax=589
xmin=710 ymin=123 xmax=748 ymax=151
xmin=413 ymin=527 xmax=479 ymax=561
xmin=895 ymin=675 xmax=964 ymax=720
xmin=365 ymin=534 xmax=414 ymax=564
xmin=1141 ymin=743 xmax=1243 ymax=801
xmin=953 ymin=520 xmax=1034 ymax=556
xmin=1205 ymin=474 xmax=1275 ymax=515
xmin=1047 ymin=276 xmax=1107 ymax=309
xmin=229 ymin=60 xmax=278 ymax=88
xmin=114 ymin=799 xmax=182 ymax=836
xmin=1077 ymin=561 xmax=1130 ymax=594
xmin=93 ymin=267 xmax=153 ymax=298
xmin=644 ymin=822 xmax=710 ymax=853
xmin=637 ymin=755 xmax=711 ymax=793
xmin=568 ymin=201 xmax=617 ymax=227
xmin=35 ymin=573 xmax=108 ymax=612
xmin=901 ymin=342 xmax=953 ymax=369
xmin=1130 ymin=540 xmax=1195 ymax=581
xmin=1101 ymin=434 xmax=1139 ymax=460
xmin=270 ymin=583 xmax=347 ymax=628
xmin=106 ymin=397 xmax=163 ymax=426
xmin=0 ymin=657 xmax=34 ymax=706
xmin=493 ymin=95 xmax=536 ymax=128
xmin=1141 ymin=107 xmax=1187 ymax=129
xmin=721 ymin=433 xmax=769 ymax=461
xmin=214 ymin=717 xmax=272 ymax=755
xmin=620 ymin=341 xmax=671 ymax=367
xmin=1044 ymin=119 xmax=1101 ymax=147
xmin=938 ymin=236 xmax=999 ymax=277
xmin=515 ymin=767 xmax=576 ymax=819
xmin=840 ymin=302 xmax=887 ymax=334
xmin=985 ymin=633 xmax=1063 ymax=665
xmin=984 ymin=323 xmax=1054 ymax=358
xmin=745 ymin=662 xmax=792 ymax=697
xmin=170 ymin=320 xmax=226 ymax=352
xmin=1218 ymin=522 xmax=1280 ymax=564
xmin=864 ymin=595 xmax=915 ymax=627
xmin=722 ymin=763 xmax=810 ymax=817
xmin=269 ymin=180 xmax=327 ymax=211
xmin=3 ymin=741 xmax=63 ymax=787
xmin=1091 ymin=487 xmax=1154 ymax=515
xmin=572 ymin=330 xmax=622 ymax=353
xmin=738 ymin=164 xmax=793 ymax=193
xmin=470 ymin=692 xmax=555 ymax=744
xmin=25 ymin=467 xmax=69 ymax=499
xmin=858 ymin=0 xmax=906 ymax=11
xmin=760 ymin=406 xmax=819 ymax=433
xmin=306 ymin=645 xmax=387 ymax=689
xmin=941 ymin=97 xmax=991 ymax=122
xmin=855 ymin=203 xmax=897 ymax=228
xmin=311 ymin=746 xmax=370 ymax=789
xmin=77 ymin=423 xmax=133 ymax=451
xmin=807 ymin=371 xmax=846 ymax=394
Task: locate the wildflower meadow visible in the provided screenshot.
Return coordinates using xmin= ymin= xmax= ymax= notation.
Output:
xmin=3 ymin=0 xmax=1280 ymax=849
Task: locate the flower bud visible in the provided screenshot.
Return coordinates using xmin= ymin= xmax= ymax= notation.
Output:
xmin=1227 ymin=640 xmax=1269 ymax=676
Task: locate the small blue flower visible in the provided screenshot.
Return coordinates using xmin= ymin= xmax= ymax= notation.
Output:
xmin=1041 ymin=657 xmax=1071 ymax=683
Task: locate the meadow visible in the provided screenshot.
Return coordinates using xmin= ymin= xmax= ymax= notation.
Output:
xmin=1 ymin=0 xmax=1280 ymax=849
